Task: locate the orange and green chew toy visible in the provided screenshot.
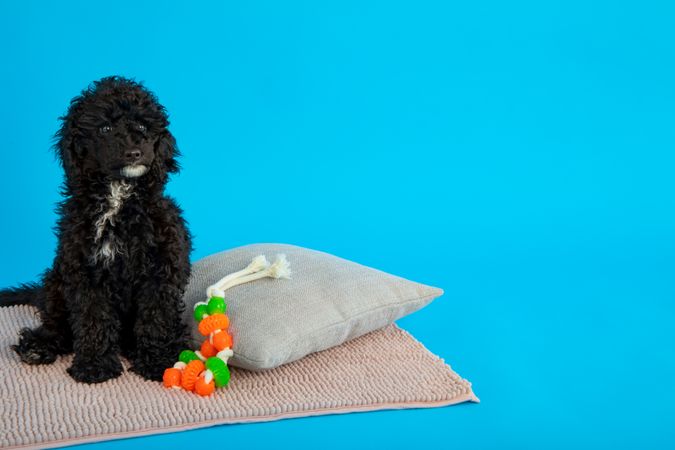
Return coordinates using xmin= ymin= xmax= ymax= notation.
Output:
xmin=163 ymin=254 xmax=291 ymax=396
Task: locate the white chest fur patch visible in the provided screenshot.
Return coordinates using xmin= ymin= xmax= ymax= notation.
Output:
xmin=91 ymin=181 xmax=133 ymax=264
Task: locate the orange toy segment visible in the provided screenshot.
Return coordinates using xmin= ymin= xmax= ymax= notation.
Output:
xmin=198 ymin=313 xmax=229 ymax=336
xmin=212 ymin=330 xmax=233 ymax=351
xmin=195 ymin=374 xmax=216 ymax=396
xmin=200 ymin=339 xmax=218 ymax=358
xmin=181 ymin=360 xmax=205 ymax=391
xmin=163 ymin=368 xmax=182 ymax=388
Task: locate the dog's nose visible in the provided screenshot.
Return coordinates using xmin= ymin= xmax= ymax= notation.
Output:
xmin=124 ymin=150 xmax=142 ymax=162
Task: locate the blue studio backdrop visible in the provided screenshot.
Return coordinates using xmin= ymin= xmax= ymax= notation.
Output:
xmin=1 ymin=1 xmax=674 ymax=449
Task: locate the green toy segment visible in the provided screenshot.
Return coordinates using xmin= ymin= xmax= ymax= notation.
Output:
xmin=193 ymin=304 xmax=209 ymax=321
xmin=207 ymin=296 xmax=226 ymax=315
xmin=206 ymin=356 xmax=231 ymax=387
xmin=179 ymin=350 xmax=200 ymax=364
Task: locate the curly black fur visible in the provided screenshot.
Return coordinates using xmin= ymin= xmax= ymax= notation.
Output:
xmin=0 ymin=76 xmax=192 ymax=384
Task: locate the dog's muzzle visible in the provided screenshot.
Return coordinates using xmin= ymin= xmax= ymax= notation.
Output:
xmin=120 ymin=165 xmax=148 ymax=178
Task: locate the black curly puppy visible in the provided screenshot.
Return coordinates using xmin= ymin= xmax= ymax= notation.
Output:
xmin=0 ymin=76 xmax=191 ymax=384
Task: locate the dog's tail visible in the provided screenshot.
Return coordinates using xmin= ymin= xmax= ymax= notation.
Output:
xmin=0 ymin=282 xmax=41 ymax=307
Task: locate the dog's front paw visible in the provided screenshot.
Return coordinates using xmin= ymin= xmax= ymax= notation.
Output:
xmin=131 ymin=358 xmax=170 ymax=381
xmin=67 ymin=353 xmax=123 ymax=384
xmin=131 ymin=336 xmax=189 ymax=381
xmin=130 ymin=352 xmax=178 ymax=381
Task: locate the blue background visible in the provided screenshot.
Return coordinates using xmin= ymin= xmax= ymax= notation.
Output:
xmin=1 ymin=1 xmax=674 ymax=448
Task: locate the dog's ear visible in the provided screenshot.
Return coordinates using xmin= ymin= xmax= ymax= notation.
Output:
xmin=156 ymin=130 xmax=180 ymax=174
xmin=54 ymin=121 xmax=83 ymax=177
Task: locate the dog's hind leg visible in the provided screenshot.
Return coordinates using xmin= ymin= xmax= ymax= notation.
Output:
xmin=13 ymin=325 xmax=70 ymax=365
xmin=12 ymin=270 xmax=73 ymax=364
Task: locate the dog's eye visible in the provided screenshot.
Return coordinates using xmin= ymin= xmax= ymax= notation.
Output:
xmin=100 ymin=125 xmax=112 ymax=134
xmin=136 ymin=124 xmax=146 ymax=132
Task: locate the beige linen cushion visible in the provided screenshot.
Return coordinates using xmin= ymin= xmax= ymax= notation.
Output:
xmin=182 ymin=243 xmax=443 ymax=370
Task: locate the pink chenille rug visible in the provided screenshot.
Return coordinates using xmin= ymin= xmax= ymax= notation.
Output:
xmin=0 ymin=305 xmax=478 ymax=449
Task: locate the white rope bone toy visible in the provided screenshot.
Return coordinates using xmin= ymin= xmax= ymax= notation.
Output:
xmin=163 ymin=254 xmax=291 ymax=396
